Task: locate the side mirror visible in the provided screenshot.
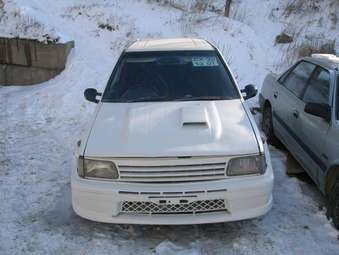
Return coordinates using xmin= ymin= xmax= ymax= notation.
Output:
xmin=84 ymin=88 xmax=101 ymax=103
xmin=304 ymin=102 xmax=331 ymax=122
xmin=241 ymin=84 xmax=258 ymax=100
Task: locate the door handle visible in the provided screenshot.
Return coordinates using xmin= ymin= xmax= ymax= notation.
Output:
xmin=273 ymin=92 xmax=278 ymax=99
xmin=293 ymin=110 xmax=299 ymax=119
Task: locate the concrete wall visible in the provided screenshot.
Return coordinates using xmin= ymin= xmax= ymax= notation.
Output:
xmin=0 ymin=37 xmax=74 ymax=85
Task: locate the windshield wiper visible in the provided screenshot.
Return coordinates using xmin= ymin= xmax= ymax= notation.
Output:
xmin=124 ymin=96 xmax=170 ymax=102
xmin=104 ymin=96 xmax=233 ymax=103
xmin=173 ymin=96 xmax=230 ymax=101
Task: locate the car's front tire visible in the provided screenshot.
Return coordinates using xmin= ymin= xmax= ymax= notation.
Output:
xmin=329 ymin=183 xmax=339 ymax=230
xmin=262 ymin=105 xmax=279 ymax=146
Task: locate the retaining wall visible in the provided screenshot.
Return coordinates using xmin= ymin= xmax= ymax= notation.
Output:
xmin=0 ymin=37 xmax=74 ymax=85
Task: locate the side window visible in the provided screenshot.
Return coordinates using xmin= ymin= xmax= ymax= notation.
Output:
xmin=281 ymin=61 xmax=316 ymax=98
xmin=302 ymin=67 xmax=330 ymax=105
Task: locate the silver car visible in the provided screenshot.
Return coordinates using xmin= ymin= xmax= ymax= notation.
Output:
xmin=259 ymin=54 xmax=339 ymax=229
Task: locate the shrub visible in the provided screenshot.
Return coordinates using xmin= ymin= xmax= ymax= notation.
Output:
xmin=275 ymin=33 xmax=293 ymax=44
xmin=283 ymin=0 xmax=321 ymax=17
xmin=296 ymin=39 xmax=336 ymax=58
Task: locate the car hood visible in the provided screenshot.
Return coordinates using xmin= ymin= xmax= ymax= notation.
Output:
xmin=85 ymin=100 xmax=259 ymax=157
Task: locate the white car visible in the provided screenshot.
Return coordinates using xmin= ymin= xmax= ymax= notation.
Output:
xmin=72 ymin=38 xmax=273 ymax=225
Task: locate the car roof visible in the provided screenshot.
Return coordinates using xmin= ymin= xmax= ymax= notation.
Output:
xmin=302 ymin=55 xmax=339 ymax=72
xmin=126 ymin=38 xmax=214 ymax=52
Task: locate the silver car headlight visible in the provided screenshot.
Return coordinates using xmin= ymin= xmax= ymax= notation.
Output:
xmin=78 ymin=157 xmax=119 ymax=180
xmin=227 ymin=155 xmax=266 ymax=176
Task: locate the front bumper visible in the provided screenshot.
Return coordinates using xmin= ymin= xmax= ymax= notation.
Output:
xmin=71 ymin=149 xmax=274 ymax=225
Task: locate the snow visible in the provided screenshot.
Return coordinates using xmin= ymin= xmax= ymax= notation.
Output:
xmin=0 ymin=0 xmax=339 ymax=254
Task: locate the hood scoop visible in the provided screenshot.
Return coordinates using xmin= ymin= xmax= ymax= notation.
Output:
xmin=181 ymin=106 xmax=209 ymax=127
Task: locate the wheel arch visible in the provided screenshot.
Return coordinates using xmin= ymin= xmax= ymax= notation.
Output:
xmin=263 ymin=100 xmax=272 ymax=109
xmin=325 ymin=165 xmax=339 ymax=195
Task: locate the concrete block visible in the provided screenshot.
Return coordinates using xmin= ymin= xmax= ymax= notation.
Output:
xmin=2 ymin=65 xmax=60 ymax=85
xmin=0 ymin=37 xmax=74 ymax=85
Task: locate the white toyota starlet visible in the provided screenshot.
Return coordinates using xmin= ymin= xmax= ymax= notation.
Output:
xmin=72 ymin=38 xmax=274 ymax=225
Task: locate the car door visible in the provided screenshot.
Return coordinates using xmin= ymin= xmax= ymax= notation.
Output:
xmin=298 ymin=66 xmax=331 ymax=184
xmin=272 ymin=61 xmax=316 ymax=162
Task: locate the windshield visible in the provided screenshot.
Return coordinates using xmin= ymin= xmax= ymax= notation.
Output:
xmin=102 ymin=51 xmax=239 ymax=102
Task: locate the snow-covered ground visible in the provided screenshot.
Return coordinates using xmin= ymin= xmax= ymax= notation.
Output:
xmin=1 ymin=0 xmax=339 ymax=254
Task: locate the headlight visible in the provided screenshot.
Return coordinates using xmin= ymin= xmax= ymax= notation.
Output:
xmin=78 ymin=157 xmax=119 ymax=180
xmin=227 ymin=155 xmax=266 ymax=176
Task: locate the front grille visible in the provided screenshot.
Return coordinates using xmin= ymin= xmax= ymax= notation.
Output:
xmin=121 ymin=199 xmax=226 ymax=215
xmin=116 ymin=157 xmax=227 ymax=183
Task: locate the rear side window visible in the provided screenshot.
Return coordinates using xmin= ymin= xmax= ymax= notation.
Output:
xmin=282 ymin=61 xmax=316 ymax=98
xmin=302 ymin=67 xmax=330 ymax=105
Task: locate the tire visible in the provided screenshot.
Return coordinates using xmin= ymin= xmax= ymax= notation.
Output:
xmin=329 ymin=183 xmax=339 ymax=230
xmin=262 ymin=105 xmax=279 ymax=146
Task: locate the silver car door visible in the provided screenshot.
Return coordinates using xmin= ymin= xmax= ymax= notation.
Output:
xmin=298 ymin=67 xmax=331 ymax=184
xmin=272 ymin=61 xmax=316 ymax=162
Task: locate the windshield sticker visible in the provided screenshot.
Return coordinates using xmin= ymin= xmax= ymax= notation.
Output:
xmin=192 ymin=56 xmax=218 ymax=67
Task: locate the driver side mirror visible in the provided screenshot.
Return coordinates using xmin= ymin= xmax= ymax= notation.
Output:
xmin=84 ymin=88 xmax=102 ymax=103
xmin=241 ymin=84 xmax=258 ymax=100
xmin=304 ymin=102 xmax=331 ymax=122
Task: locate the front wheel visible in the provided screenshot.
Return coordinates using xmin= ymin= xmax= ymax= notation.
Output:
xmin=262 ymin=105 xmax=279 ymax=145
xmin=329 ymin=183 xmax=339 ymax=230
